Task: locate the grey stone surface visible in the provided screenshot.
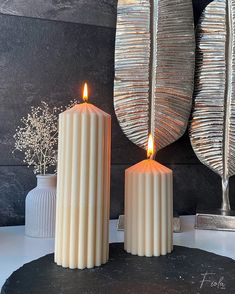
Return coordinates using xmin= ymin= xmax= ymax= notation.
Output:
xmin=2 ymin=244 xmax=235 ymax=294
xmin=0 ymin=0 xmax=117 ymax=28
xmin=171 ymin=164 xmax=223 ymax=215
xmin=110 ymin=165 xmax=124 ymax=219
xmin=0 ymin=166 xmax=35 ymax=226
xmin=0 ymin=13 xmax=115 ymax=166
xmin=0 ymin=0 xmax=213 ymax=29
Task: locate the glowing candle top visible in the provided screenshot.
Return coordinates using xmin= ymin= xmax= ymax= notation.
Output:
xmin=83 ymin=82 xmax=89 ymax=102
xmin=147 ymin=134 xmax=154 ymax=159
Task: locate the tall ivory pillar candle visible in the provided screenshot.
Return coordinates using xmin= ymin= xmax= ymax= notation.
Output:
xmin=125 ymin=135 xmax=173 ymax=257
xmin=54 ymin=83 xmax=111 ymax=269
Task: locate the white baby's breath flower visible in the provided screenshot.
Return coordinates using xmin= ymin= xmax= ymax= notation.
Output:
xmin=13 ymin=100 xmax=76 ymax=175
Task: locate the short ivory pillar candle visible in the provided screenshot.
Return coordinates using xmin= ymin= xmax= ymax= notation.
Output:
xmin=54 ymin=83 xmax=111 ymax=269
xmin=125 ymin=135 xmax=173 ymax=257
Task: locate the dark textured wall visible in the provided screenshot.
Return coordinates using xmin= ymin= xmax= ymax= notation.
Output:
xmin=1 ymin=0 xmax=230 ymax=227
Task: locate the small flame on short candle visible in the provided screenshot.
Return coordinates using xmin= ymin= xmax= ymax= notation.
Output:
xmin=83 ymin=82 xmax=88 ymax=102
xmin=147 ymin=134 xmax=154 ymax=159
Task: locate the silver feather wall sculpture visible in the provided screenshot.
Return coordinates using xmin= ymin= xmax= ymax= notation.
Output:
xmin=190 ymin=0 xmax=235 ymax=212
xmin=114 ymin=0 xmax=195 ymax=153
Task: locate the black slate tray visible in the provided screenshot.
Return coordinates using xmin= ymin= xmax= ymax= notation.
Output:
xmin=2 ymin=243 xmax=235 ymax=294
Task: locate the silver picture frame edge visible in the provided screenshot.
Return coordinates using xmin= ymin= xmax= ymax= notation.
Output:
xmin=195 ymin=210 xmax=235 ymax=232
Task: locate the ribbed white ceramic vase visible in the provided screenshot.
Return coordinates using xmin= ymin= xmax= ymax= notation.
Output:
xmin=25 ymin=174 xmax=56 ymax=238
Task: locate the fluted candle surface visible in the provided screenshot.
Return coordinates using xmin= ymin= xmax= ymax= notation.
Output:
xmin=125 ymin=159 xmax=173 ymax=257
xmin=55 ymin=100 xmax=111 ymax=269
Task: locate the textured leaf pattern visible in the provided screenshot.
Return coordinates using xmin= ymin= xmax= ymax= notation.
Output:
xmin=114 ymin=0 xmax=195 ymax=152
xmin=190 ymin=0 xmax=235 ymax=179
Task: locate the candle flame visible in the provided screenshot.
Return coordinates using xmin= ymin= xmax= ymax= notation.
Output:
xmin=83 ymin=83 xmax=88 ymax=102
xmin=147 ymin=134 xmax=154 ymax=159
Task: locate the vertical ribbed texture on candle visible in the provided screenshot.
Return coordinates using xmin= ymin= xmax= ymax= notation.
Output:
xmin=54 ymin=103 xmax=111 ymax=269
xmin=125 ymin=159 xmax=173 ymax=257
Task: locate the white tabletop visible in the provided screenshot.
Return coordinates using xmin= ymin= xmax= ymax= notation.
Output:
xmin=0 ymin=215 xmax=235 ymax=290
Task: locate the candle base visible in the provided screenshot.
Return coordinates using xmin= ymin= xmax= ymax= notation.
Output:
xmin=55 ymin=258 xmax=109 ymax=270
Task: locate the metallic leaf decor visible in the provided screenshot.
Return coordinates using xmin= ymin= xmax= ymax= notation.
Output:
xmin=190 ymin=0 xmax=235 ymax=211
xmin=114 ymin=0 xmax=195 ymax=153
